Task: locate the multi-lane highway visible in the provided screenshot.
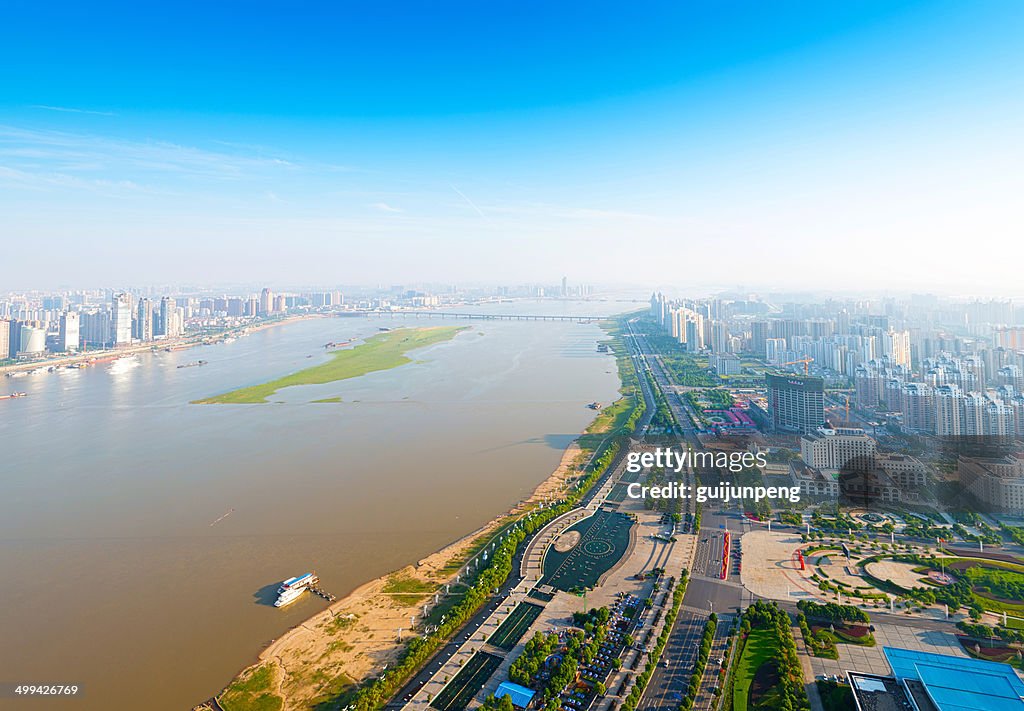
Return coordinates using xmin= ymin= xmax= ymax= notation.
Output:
xmin=627 ymin=321 xmax=752 ymax=710
xmin=638 ymin=610 xmax=709 ymax=710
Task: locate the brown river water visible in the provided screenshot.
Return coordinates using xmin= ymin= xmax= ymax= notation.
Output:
xmin=0 ymin=300 xmax=627 ymax=710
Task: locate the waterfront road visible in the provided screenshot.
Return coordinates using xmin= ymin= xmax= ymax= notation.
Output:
xmin=388 ymin=328 xmax=656 ymax=707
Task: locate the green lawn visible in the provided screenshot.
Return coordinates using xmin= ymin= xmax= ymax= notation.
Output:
xmin=194 ymin=326 xmax=467 ymax=404
xmin=219 ymin=664 xmax=283 ymax=711
xmin=733 ymin=628 xmax=776 ymax=711
xmin=382 ymin=572 xmax=436 ymax=603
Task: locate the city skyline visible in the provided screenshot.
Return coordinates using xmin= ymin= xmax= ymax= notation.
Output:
xmin=3 ymin=2 xmax=1024 ymax=291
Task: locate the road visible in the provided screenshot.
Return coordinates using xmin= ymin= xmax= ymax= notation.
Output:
xmin=629 ymin=322 xmax=751 ymax=711
xmin=638 ymin=610 xmax=709 ymax=710
xmin=388 ymin=323 xmax=658 ymax=707
xmin=626 ymin=317 xmax=977 ymax=711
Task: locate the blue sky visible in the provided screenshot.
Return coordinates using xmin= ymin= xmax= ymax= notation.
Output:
xmin=2 ymin=1 xmax=1023 ymax=292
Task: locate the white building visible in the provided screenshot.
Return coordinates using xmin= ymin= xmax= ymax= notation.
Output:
xmin=765 ymin=338 xmax=787 ymax=365
xmin=112 ymin=293 xmax=133 ymax=346
xmin=58 ymin=311 xmax=79 ymax=352
xmin=800 ymin=426 xmax=877 ymax=471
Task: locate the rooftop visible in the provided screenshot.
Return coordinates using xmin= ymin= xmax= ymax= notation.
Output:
xmin=495 ymin=681 xmax=536 ymax=709
xmin=883 ymin=646 xmax=1024 ymax=711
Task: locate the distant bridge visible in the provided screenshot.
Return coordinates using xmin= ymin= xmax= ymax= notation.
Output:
xmin=340 ymin=310 xmax=610 ymax=322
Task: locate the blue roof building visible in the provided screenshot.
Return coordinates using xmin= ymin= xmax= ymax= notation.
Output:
xmin=882 ymin=647 xmax=1024 ymax=711
xmin=494 ymin=681 xmax=537 ymax=709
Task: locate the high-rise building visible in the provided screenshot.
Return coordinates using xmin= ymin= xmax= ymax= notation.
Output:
xmin=900 ymin=382 xmax=935 ymax=432
xmin=934 ymin=384 xmax=964 ymax=437
xmin=18 ymin=325 xmax=46 ymax=356
xmin=158 ymin=296 xmax=181 ymax=337
xmin=766 ymin=373 xmax=825 ymax=434
xmin=709 ymin=321 xmax=729 ymax=354
xmin=884 ymin=330 xmax=912 ymax=368
xmin=994 ymin=327 xmax=1024 ymax=350
xmin=684 ymin=314 xmax=704 ymax=353
xmin=58 ymin=311 xmax=79 ymax=352
xmin=136 ymin=298 xmax=153 ymax=342
xmin=765 ymin=338 xmax=787 ymax=365
xmin=750 ymin=321 xmax=769 ymax=357
xmin=112 ymin=293 xmax=133 ymax=345
xmin=0 ymin=319 xmax=9 ymax=360
xmin=259 ymin=288 xmax=274 ymax=316
xmin=81 ymin=310 xmax=112 ymax=348
xmin=157 ymin=297 xmax=170 ymax=336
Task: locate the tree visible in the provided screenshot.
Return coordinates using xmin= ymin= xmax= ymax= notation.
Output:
xmin=595 ymin=682 xmax=607 ymax=696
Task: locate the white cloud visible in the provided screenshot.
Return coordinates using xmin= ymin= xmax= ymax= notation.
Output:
xmin=369 ymin=201 xmax=404 ymax=213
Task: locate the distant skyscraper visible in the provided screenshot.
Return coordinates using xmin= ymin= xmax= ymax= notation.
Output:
xmin=750 ymin=321 xmax=769 ymax=357
xmin=561 ymin=276 xmax=568 ymax=297
xmin=136 ymin=298 xmax=153 ymax=341
xmin=58 ymin=311 xmax=80 ymax=352
xmin=934 ymin=384 xmax=964 ymax=437
xmin=0 ymin=319 xmax=10 ymax=360
xmin=767 ymin=373 xmax=825 ymax=434
xmin=884 ymin=330 xmax=912 ymax=368
xmin=259 ymin=288 xmax=274 ymax=316
xmin=112 ymin=293 xmax=133 ymax=345
xmin=19 ymin=325 xmax=46 ymax=356
xmin=900 ymin=382 xmax=935 ymax=433
xmin=158 ymin=296 xmax=180 ymax=337
xmin=684 ymin=315 xmax=704 ymax=353
xmin=157 ymin=297 xmax=170 ymax=336
xmin=81 ymin=310 xmax=112 ymax=348
xmin=765 ymin=338 xmax=787 ymax=365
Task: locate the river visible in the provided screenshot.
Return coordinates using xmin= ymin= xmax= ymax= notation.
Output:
xmin=0 ymin=299 xmax=634 ymax=710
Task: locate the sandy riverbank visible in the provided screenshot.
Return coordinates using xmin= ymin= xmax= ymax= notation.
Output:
xmin=213 ymin=438 xmax=591 ymax=710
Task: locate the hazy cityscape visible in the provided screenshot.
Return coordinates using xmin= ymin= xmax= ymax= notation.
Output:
xmin=5 ymin=3 xmax=1024 ymax=711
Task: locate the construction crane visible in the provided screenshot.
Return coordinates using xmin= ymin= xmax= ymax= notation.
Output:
xmin=780 ymin=357 xmax=814 ymax=375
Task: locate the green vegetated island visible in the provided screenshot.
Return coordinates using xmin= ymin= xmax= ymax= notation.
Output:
xmin=193 ymin=326 xmax=467 ymax=404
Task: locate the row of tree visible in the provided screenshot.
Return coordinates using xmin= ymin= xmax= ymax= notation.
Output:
xmin=676 ymin=614 xmax=717 ymax=710
xmin=350 ymin=319 xmax=644 ymax=709
xmin=349 ymin=432 xmax=628 ymax=708
xmin=795 ymin=600 xmax=870 ymax=624
xmin=620 ymin=570 xmax=686 ymax=711
xmin=740 ymin=601 xmax=810 ymax=711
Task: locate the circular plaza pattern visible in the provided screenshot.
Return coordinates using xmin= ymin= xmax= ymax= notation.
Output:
xmin=541 ymin=509 xmax=634 ymax=591
xmin=582 ymin=539 xmax=616 ymax=558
